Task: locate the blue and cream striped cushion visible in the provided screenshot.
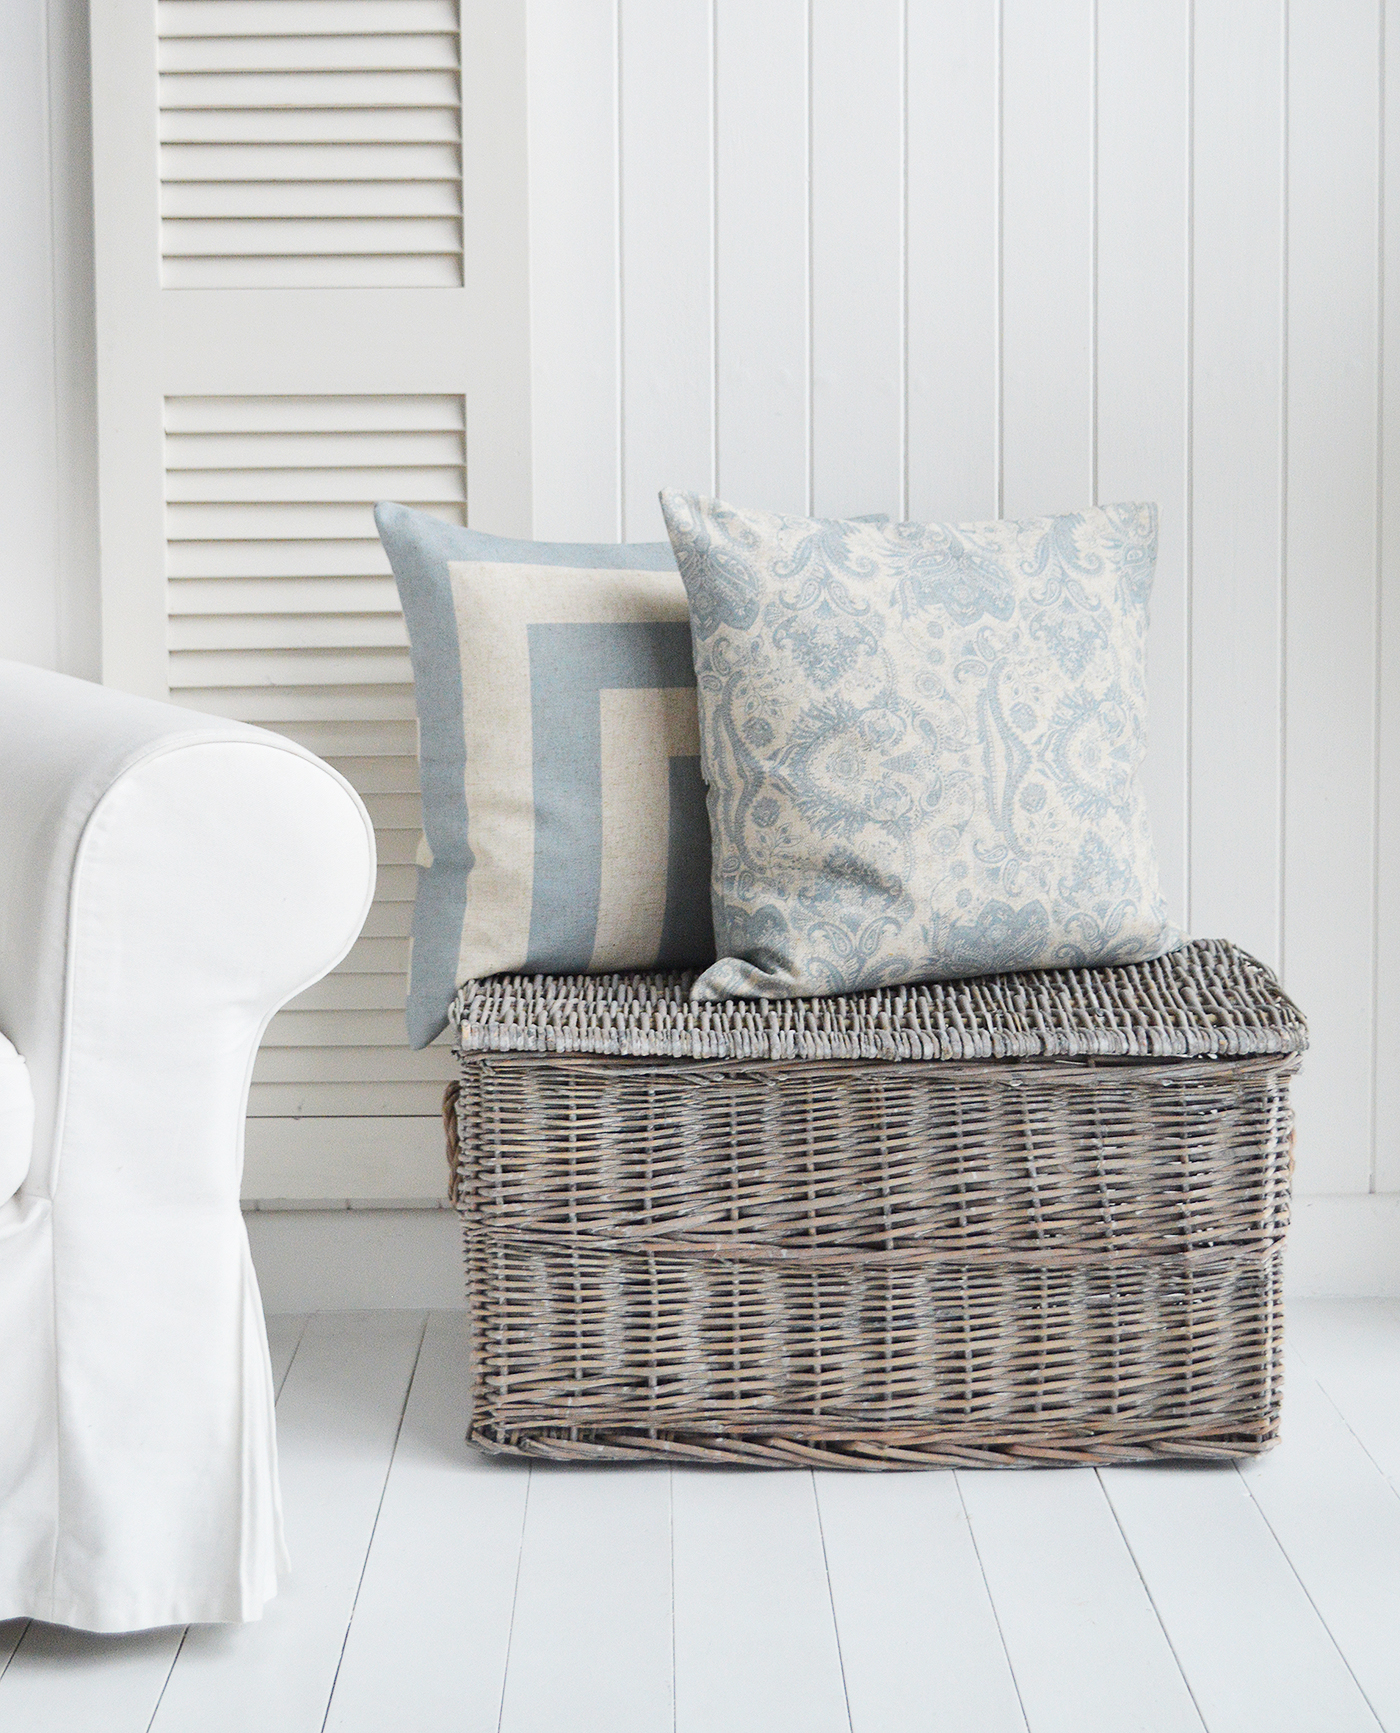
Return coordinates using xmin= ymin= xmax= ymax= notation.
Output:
xmin=376 ymin=502 xmax=715 ymax=1047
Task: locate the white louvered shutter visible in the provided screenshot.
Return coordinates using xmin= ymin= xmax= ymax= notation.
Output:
xmin=90 ymin=1 xmax=531 ymax=1202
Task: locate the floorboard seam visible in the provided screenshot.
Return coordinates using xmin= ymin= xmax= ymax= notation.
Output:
xmin=318 ymin=1311 xmax=431 ymax=1733
xmin=668 ymin=1468 xmax=678 ymax=1733
xmin=951 ymin=1474 xmax=1032 ymax=1733
xmin=273 ymin=1316 xmax=312 ymax=1405
xmin=1094 ymin=1470 xmax=1210 ymax=1733
xmin=494 ymin=1465 xmax=533 ymax=1733
xmin=1285 ymin=1342 xmax=1400 ymax=1504
xmin=0 ymin=1623 xmax=30 ymax=1685
xmin=809 ymin=1474 xmax=856 ymax=1733
xmin=1231 ymin=1461 xmax=1389 ymax=1731
xmin=144 ymin=1626 xmax=190 ymax=1733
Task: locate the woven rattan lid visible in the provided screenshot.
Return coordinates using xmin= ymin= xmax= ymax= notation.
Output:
xmin=451 ymin=937 xmax=1306 ymax=1064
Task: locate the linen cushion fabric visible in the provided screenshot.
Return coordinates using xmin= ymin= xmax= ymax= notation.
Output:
xmin=376 ymin=502 xmax=715 ymax=1047
xmin=659 ymin=492 xmax=1184 ymax=1001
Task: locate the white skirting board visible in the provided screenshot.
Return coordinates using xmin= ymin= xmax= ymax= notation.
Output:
xmin=245 ymin=1205 xmax=467 ymax=1312
xmin=242 ymin=1116 xmax=449 ymax=1203
xmin=242 ymin=1194 xmax=1400 ymax=1311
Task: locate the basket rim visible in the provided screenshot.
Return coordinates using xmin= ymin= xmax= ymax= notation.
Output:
xmin=451 ymin=937 xmax=1308 ymax=1067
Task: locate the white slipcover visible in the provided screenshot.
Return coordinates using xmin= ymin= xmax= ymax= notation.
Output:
xmin=0 ymin=661 xmax=375 ymax=1632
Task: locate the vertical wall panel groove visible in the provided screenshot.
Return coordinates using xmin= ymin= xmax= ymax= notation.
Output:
xmin=1184 ymin=0 xmax=1195 ymax=938
xmin=995 ymin=0 xmax=1005 ymax=517
xmin=618 ymin=0 xmax=715 ymax=540
xmin=1189 ymin=0 xmax=1286 ymax=973
xmin=1278 ymin=0 xmax=1291 ymax=987
xmin=1096 ymin=0 xmax=1191 ymax=929
xmin=898 ymin=0 xmax=909 ymax=521
xmin=1090 ymin=0 xmax=1100 ymax=508
xmin=1284 ymin=0 xmax=1381 ymax=1194
xmin=806 ymin=0 xmax=815 ymax=516
xmin=810 ymin=0 xmax=904 ymax=519
xmin=905 ymin=0 xmax=997 ymax=523
xmin=1376 ymin=0 xmax=1399 ymax=1192
xmin=1373 ymin=0 xmax=1386 ymax=1192
xmin=525 ymin=0 xmax=620 ymax=541
xmin=999 ymin=0 xmax=1095 ymax=518
xmin=710 ymin=0 xmax=720 ymax=499
xmin=714 ymin=0 xmax=810 ymax=516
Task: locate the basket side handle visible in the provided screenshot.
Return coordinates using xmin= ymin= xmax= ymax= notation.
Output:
xmin=443 ymin=1079 xmax=461 ymax=1205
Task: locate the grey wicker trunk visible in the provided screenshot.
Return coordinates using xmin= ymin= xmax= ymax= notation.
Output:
xmin=446 ymin=938 xmax=1306 ymax=1469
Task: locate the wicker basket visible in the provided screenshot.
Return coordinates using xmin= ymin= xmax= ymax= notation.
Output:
xmin=447 ymin=939 xmax=1306 ymax=1468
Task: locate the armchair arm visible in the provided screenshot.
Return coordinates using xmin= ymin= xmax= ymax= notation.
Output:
xmin=0 ymin=661 xmax=375 ymax=1190
xmin=0 ymin=661 xmax=375 ymax=1630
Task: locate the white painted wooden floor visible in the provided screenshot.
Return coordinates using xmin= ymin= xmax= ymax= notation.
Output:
xmin=2 ymin=1302 xmax=1397 ymax=1733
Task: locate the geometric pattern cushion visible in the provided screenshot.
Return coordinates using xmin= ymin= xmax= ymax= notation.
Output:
xmin=375 ymin=502 xmax=713 ymax=1046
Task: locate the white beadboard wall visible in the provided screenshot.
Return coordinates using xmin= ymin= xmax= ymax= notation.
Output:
xmin=1 ymin=0 xmax=1397 ymax=1289
xmin=524 ymin=0 xmax=1399 ymax=1250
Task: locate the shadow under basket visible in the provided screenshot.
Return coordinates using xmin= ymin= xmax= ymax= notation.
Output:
xmin=446 ymin=938 xmax=1306 ymax=1469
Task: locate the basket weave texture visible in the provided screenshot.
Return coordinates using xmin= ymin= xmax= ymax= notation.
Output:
xmin=449 ymin=939 xmax=1305 ymax=1469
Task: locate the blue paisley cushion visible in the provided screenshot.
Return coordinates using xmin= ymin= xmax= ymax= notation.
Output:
xmin=659 ymin=492 xmax=1184 ymax=1000
xmin=376 ymin=502 xmax=716 ymax=1047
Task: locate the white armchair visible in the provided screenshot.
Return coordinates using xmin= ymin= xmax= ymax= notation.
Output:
xmin=0 ymin=662 xmax=375 ymax=1633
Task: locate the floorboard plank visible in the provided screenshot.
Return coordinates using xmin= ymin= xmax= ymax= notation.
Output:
xmin=1100 ymin=1460 xmax=1380 ymax=1732
xmin=497 ymin=1463 xmax=672 ymax=1733
xmin=0 ymin=1624 xmax=183 ymax=1733
xmin=1287 ymin=1301 xmax=1400 ymax=1492
xmin=1236 ymin=1349 xmax=1400 ymax=1729
xmin=6 ymin=1304 xmax=1391 ymax=1731
xmin=264 ymin=1313 xmax=309 ymax=1400
xmin=148 ymin=1310 xmax=426 ymax=1733
xmin=324 ymin=1314 xmax=529 ymax=1733
xmin=673 ymin=1469 xmax=850 ymax=1733
xmin=956 ymin=1467 xmax=1204 ymax=1733
xmin=815 ymin=1471 xmax=1026 ymax=1733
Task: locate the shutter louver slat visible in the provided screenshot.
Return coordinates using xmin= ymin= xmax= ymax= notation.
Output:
xmin=162 ymin=181 xmax=463 ymax=218
xmin=171 ymin=649 xmax=415 ymax=686
xmin=187 ymin=687 xmax=420 ymax=722
xmin=167 ymin=614 xmax=409 ymax=650
xmin=168 ymin=543 xmax=391 ymax=577
xmin=166 ymin=464 xmax=462 ymax=501
xmin=165 ymin=392 xmax=459 ymax=1129
xmin=158 ymin=1 xmax=459 ymax=38
xmin=166 ymin=429 xmax=464 ymax=465
xmin=170 ymin=578 xmax=403 ymax=615
xmin=157 ymin=0 xmax=462 ymax=289
xmin=160 ymin=33 xmax=459 ymax=72
xmin=161 ymin=142 xmax=461 ymax=182
xmin=160 ymin=109 xmax=460 ymax=144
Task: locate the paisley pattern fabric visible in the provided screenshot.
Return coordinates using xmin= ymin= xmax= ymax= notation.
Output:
xmin=660 ymin=492 xmax=1183 ymax=1000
